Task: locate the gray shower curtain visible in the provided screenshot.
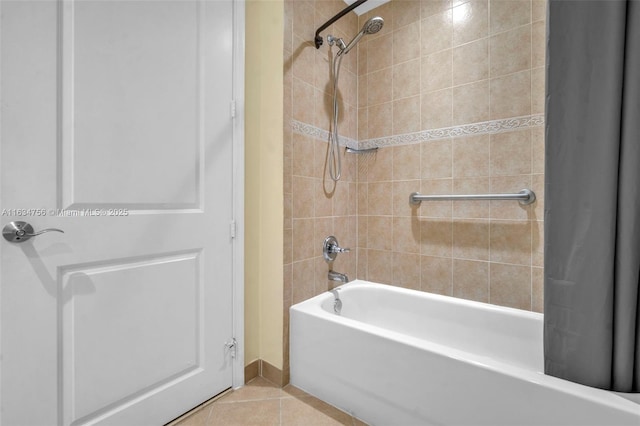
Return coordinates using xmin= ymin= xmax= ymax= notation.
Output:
xmin=545 ymin=0 xmax=640 ymax=392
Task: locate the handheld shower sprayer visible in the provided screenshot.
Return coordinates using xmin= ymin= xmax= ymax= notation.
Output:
xmin=327 ymin=16 xmax=384 ymax=182
xmin=339 ymin=16 xmax=384 ymax=55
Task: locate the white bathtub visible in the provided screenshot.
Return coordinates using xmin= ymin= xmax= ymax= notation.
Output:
xmin=290 ymin=280 xmax=640 ymax=426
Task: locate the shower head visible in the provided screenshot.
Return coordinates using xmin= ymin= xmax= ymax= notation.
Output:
xmin=363 ymin=16 xmax=384 ymax=34
xmin=339 ymin=16 xmax=384 ymax=55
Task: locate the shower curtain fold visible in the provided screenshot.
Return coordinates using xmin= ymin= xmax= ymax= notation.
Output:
xmin=545 ymin=0 xmax=640 ymax=392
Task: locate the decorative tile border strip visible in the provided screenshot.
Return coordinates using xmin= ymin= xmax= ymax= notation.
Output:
xmin=290 ymin=120 xmax=358 ymax=148
xmin=359 ymin=114 xmax=545 ymax=150
xmin=291 ymin=114 xmax=544 ymax=150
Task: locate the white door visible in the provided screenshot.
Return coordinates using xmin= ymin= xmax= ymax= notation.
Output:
xmin=0 ymin=1 xmax=238 ymax=425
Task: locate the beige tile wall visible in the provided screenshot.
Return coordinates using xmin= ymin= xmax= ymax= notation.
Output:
xmin=283 ymin=0 xmax=360 ymax=383
xmin=283 ymin=0 xmax=546 ymax=385
xmin=358 ymin=0 xmax=545 ymax=137
xmin=356 ymin=0 xmax=545 ymax=312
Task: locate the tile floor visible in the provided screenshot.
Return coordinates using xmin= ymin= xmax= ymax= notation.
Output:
xmin=172 ymin=377 xmax=368 ymax=426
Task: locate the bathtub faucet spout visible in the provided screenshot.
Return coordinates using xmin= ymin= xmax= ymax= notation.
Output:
xmin=328 ymin=270 xmax=348 ymax=283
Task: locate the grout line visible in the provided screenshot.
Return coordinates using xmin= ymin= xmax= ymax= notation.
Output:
xmin=204 ymin=403 xmax=214 ymax=424
xmin=448 ymin=0 xmax=455 ymax=301
xmin=529 ymin=1 xmax=535 ymax=142
xmin=529 ymin=109 xmax=535 ymax=310
xmin=487 ymin=21 xmax=492 ymax=305
xmin=486 ymin=0 xmax=493 ymax=306
xmin=390 ymin=19 xmax=397 ymax=285
xmin=449 ymin=0 xmax=455 ymax=171
xmin=529 ymin=6 xmax=535 ymax=314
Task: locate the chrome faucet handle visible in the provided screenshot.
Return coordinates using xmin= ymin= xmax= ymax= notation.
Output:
xmin=323 ymin=235 xmax=351 ymax=262
xmin=330 ymin=245 xmax=351 ymax=254
xmin=3 ymin=221 xmax=64 ymax=243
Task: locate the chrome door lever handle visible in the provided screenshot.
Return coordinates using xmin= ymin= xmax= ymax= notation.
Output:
xmin=24 ymin=228 xmax=64 ymax=237
xmin=2 ymin=221 xmax=64 ymax=243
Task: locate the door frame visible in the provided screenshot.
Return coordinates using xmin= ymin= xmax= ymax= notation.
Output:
xmin=231 ymin=0 xmax=245 ymax=389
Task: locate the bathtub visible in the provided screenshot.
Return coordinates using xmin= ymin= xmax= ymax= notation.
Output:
xmin=290 ymin=280 xmax=640 ymax=426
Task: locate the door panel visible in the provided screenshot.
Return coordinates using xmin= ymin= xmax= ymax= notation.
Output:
xmin=0 ymin=1 xmax=236 ymax=425
xmin=61 ymin=251 xmax=201 ymax=424
xmin=66 ymin=0 xmax=201 ymax=208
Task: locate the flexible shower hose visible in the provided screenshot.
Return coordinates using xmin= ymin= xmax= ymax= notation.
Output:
xmin=328 ymin=51 xmax=345 ymax=182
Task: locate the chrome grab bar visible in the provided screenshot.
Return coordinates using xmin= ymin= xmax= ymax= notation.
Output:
xmin=409 ymin=189 xmax=536 ymax=206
